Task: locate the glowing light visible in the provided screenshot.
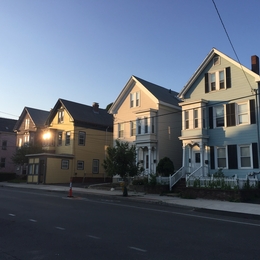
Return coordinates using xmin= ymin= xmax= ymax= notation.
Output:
xmin=43 ymin=132 xmax=51 ymax=140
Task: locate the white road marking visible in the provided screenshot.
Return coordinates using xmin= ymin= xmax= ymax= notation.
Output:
xmin=29 ymin=219 xmax=37 ymax=222
xmin=55 ymin=227 xmax=65 ymax=230
xmin=9 ymin=213 xmax=15 ymax=217
xmin=129 ymin=246 xmax=147 ymax=252
xmin=88 ymin=235 xmax=100 ymax=239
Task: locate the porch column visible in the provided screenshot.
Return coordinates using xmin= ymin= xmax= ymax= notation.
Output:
xmin=148 ymin=147 xmax=151 ymax=174
xmin=200 ymin=142 xmax=205 ymax=176
xmin=182 ymin=144 xmax=186 ymax=167
xmin=188 ymin=145 xmax=192 ymax=173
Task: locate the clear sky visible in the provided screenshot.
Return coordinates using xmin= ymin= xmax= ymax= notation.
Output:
xmin=1 ymin=0 xmax=260 ymax=119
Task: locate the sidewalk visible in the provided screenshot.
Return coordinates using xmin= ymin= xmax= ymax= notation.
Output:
xmin=1 ymin=182 xmax=260 ymax=218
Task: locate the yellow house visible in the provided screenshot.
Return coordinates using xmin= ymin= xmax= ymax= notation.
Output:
xmin=109 ymin=76 xmax=182 ymax=175
xmin=27 ymin=99 xmax=113 ymax=184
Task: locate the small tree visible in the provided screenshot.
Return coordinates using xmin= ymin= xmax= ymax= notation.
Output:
xmin=156 ymin=157 xmax=174 ymax=177
xmin=102 ymin=140 xmax=139 ymax=196
xmin=11 ymin=144 xmax=45 ymax=166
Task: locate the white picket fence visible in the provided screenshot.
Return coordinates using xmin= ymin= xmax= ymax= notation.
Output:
xmin=186 ymin=174 xmax=258 ymax=189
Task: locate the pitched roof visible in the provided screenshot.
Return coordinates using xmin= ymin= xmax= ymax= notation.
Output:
xmin=0 ymin=117 xmax=17 ymax=132
xmin=178 ymin=48 xmax=260 ymax=99
xmin=133 ymin=76 xmax=181 ymax=107
xmin=47 ymin=99 xmax=113 ymax=129
xmin=109 ymin=75 xmax=181 ymax=114
xmin=13 ymin=107 xmax=50 ymax=131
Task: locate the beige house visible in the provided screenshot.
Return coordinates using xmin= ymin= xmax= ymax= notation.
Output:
xmin=109 ymin=75 xmax=182 ymax=175
xmin=27 ymin=99 xmax=113 ymax=184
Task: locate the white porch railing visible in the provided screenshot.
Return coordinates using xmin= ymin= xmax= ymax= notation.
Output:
xmin=169 ymin=167 xmax=185 ymax=190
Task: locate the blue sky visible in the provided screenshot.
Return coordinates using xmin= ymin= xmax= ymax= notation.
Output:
xmin=1 ymin=0 xmax=260 ymax=119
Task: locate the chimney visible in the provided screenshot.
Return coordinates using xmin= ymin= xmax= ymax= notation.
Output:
xmin=92 ymin=102 xmax=99 ymax=113
xmin=251 ymin=55 xmax=259 ymax=75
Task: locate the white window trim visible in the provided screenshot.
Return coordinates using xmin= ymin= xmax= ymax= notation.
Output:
xmin=214 ymin=105 xmax=225 ymax=128
xmin=130 ymin=91 xmax=140 ymax=108
xmin=118 ymin=123 xmax=124 ymax=138
xmin=236 ymin=101 xmax=249 ymax=125
xmin=215 ymin=146 xmax=228 ymax=169
xmin=209 ymin=70 xmax=226 ymax=92
xmin=238 ymin=144 xmax=253 ymax=169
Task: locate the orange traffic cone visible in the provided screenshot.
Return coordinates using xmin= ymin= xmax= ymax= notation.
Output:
xmin=68 ymin=178 xmax=73 ymax=197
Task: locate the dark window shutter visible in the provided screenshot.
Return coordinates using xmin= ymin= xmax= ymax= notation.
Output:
xmin=205 ymin=73 xmax=209 ymax=93
xmin=209 ymin=107 xmax=213 ymax=129
xmin=226 ymin=103 xmax=236 ymax=127
xmin=226 ymin=67 xmax=231 ymax=88
xmin=210 ymin=146 xmax=215 ymax=169
xmin=250 ymin=99 xmax=256 ymax=124
xmin=252 ymin=143 xmax=259 ymax=168
xmin=228 ymin=145 xmax=238 ymax=169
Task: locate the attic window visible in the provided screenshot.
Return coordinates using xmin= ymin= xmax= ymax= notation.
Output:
xmin=58 ymin=110 xmax=64 ymax=124
xmin=213 ymin=56 xmax=220 ymax=66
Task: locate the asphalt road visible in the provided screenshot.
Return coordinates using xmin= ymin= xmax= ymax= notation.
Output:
xmin=1 ymin=187 xmax=260 ymax=260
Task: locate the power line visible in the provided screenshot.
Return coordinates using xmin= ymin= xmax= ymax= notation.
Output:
xmin=211 ymin=0 xmax=254 ymax=92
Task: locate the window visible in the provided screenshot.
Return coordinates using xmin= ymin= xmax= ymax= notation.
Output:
xmin=185 ymin=111 xmax=189 ymax=129
xmin=215 ymin=105 xmax=224 ymax=127
xmin=237 ymin=103 xmax=249 ymax=125
xmin=2 ymin=140 xmax=7 ymax=150
xmin=194 ymin=109 xmax=198 ymax=128
xmin=0 ymin=158 xmax=5 ymax=168
xmin=239 ymin=145 xmax=251 ymax=168
xmin=210 ymin=73 xmax=216 ymax=91
xmin=145 ymin=155 xmax=149 ymax=169
xmin=58 ymin=132 xmax=62 ymax=146
xmin=61 ymin=159 xmax=69 ymax=169
xmin=65 ymin=132 xmax=70 ymax=145
xmin=130 ymin=92 xmax=140 ymax=108
xmin=213 ymin=56 xmax=220 ymax=65
xmin=118 ymin=123 xmax=124 ymax=138
xmin=136 ymin=92 xmax=140 ymax=106
xmin=205 ymin=67 xmax=231 ymax=93
xmin=130 ymin=93 xmax=134 ymax=108
xmin=217 ymin=147 xmax=226 ymax=168
xmin=130 ymin=121 xmax=136 ymax=136
xmin=195 ymin=153 xmax=200 ymax=163
xmin=24 ymin=134 xmax=30 ymax=145
xmin=151 ymin=117 xmax=155 ymax=133
xmin=18 ymin=138 xmax=22 ymax=148
xmin=219 ymin=70 xmax=225 ymax=89
xmin=77 ymin=160 xmax=84 ymax=170
xmin=78 ymin=131 xmax=86 ymax=145
xmin=203 ymin=108 xmax=206 ymax=128
xmin=58 ymin=110 xmax=64 ymax=124
xmin=144 ymin=118 xmax=148 ymax=133
xmin=92 ymin=159 xmax=99 ymax=174
xmin=25 ymin=119 xmax=30 ymax=129
xmin=137 ymin=119 xmax=141 ymax=134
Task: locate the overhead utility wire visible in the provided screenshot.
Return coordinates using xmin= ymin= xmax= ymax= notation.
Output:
xmin=212 ymin=0 xmax=254 ymax=92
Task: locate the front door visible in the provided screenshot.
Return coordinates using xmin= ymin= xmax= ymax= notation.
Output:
xmin=191 ymin=146 xmax=201 ymax=173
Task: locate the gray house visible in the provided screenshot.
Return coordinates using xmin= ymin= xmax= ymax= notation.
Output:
xmin=172 ymin=48 xmax=260 ymax=188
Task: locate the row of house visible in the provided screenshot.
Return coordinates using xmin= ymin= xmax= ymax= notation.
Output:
xmin=1 ymin=48 xmax=260 ymax=186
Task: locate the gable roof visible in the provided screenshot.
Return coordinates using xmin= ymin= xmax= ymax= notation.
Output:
xmin=13 ymin=107 xmax=50 ymax=131
xmin=46 ymin=99 xmax=113 ymax=129
xmin=109 ymin=75 xmax=181 ymax=114
xmin=0 ymin=117 xmax=17 ymax=132
xmin=178 ymin=48 xmax=260 ymax=99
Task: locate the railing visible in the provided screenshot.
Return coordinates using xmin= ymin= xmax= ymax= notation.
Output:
xmin=186 ymin=166 xmax=203 ymax=184
xmin=169 ymin=167 xmax=184 ymax=191
xmin=156 ymin=176 xmax=169 ymax=185
xmin=186 ymin=174 xmax=258 ymax=189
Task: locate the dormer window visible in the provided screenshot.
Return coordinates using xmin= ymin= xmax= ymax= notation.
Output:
xmin=130 ymin=91 xmax=140 ymax=108
xmin=205 ymin=67 xmax=231 ymax=93
xmin=25 ymin=119 xmax=30 ymax=129
xmin=58 ymin=110 xmax=64 ymax=124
